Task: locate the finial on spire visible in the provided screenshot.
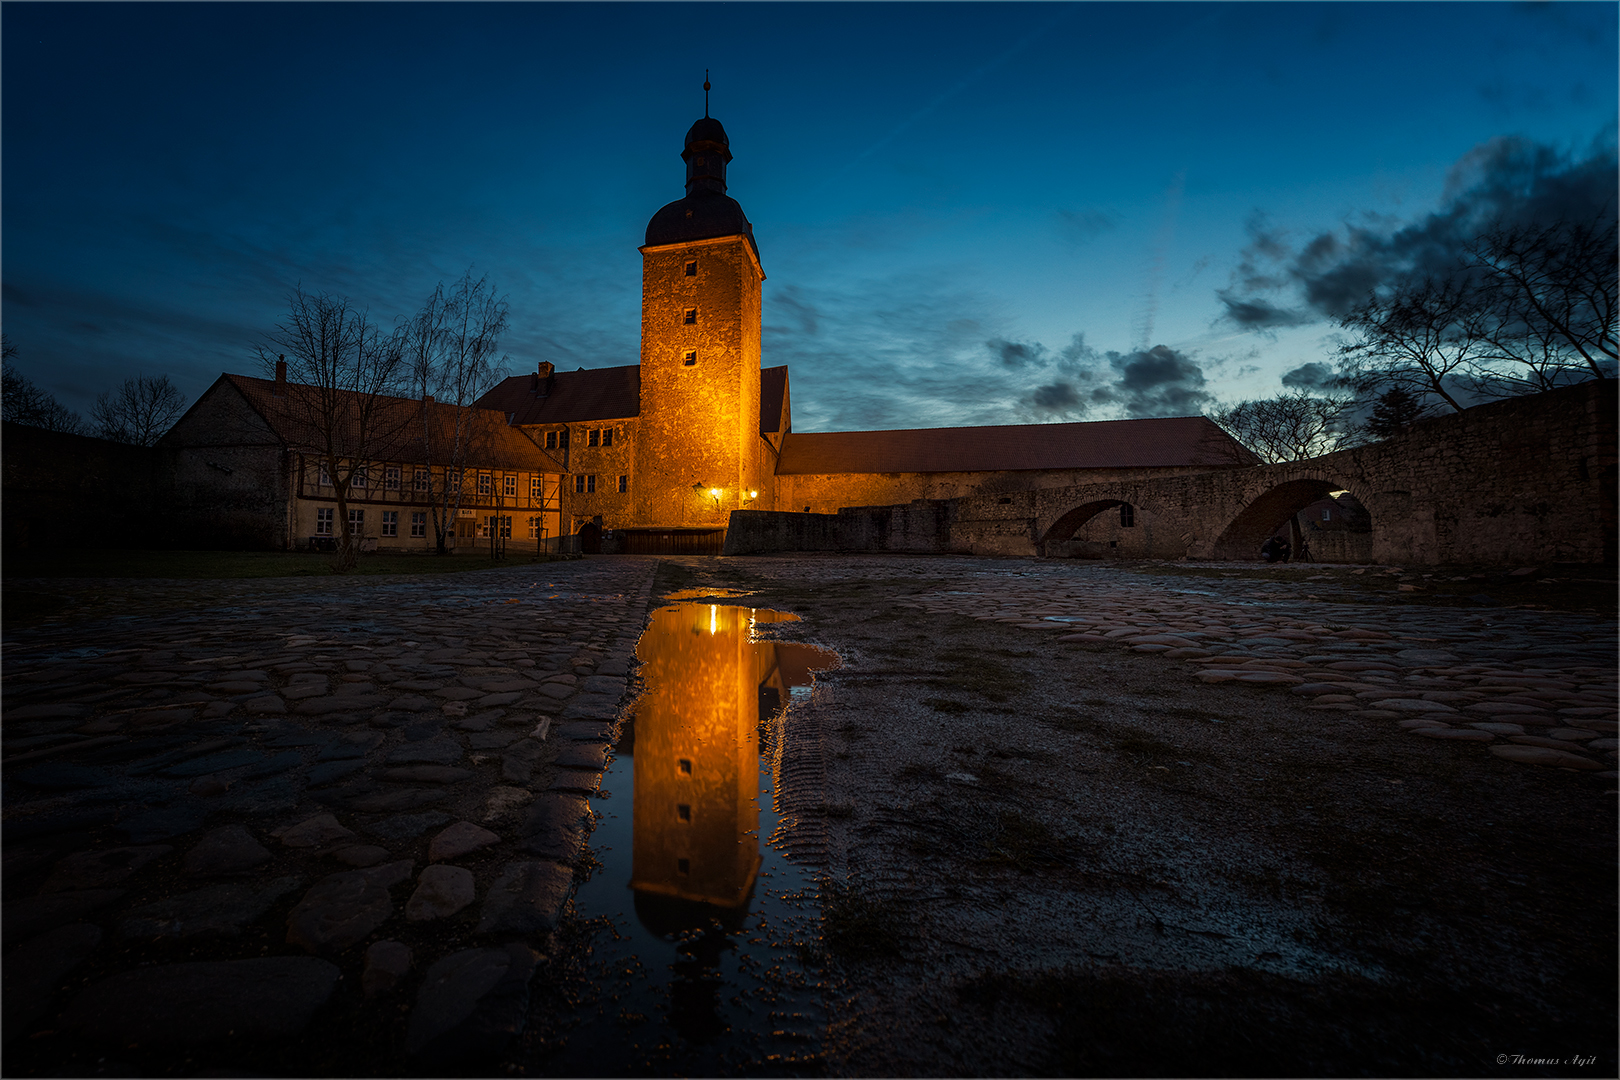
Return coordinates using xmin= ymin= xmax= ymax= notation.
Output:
xmin=704 ymin=70 xmax=710 ymax=118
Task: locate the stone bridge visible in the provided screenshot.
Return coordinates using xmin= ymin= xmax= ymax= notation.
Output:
xmin=727 ymin=381 xmax=1617 ymax=566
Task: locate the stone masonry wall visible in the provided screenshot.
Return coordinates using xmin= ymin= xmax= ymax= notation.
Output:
xmin=158 ymin=380 xmax=291 ymax=549
xmin=733 ymin=382 xmax=1617 ymax=567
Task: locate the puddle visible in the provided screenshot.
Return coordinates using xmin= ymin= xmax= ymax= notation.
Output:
xmin=661 ymin=588 xmax=758 ymax=601
xmin=534 ymin=602 xmax=836 ymax=1076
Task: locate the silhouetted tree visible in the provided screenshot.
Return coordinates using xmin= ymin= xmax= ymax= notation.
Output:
xmin=1 ymin=336 xmax=88 ymax=434
xmin=92 ymin=374 xmax=187 ymax=446
xmin=1210 ymin=392 xmax=1356 ymax=464
xmin=1467 ymin=216 xmax=1617 ymax=388
xmin=1339 ymin=214 xmax=1618 ymax=411
xmin=1361 ymin=387 xmax=1433 ymax=441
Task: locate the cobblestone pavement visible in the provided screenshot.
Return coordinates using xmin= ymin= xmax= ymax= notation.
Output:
xmin=2 ymin=554 xmax=1614 ymax=1077
xmin=904 ymin=564 xmax=1618 ymax=779
xmin=3 ymin=558 xmax=658 ymax=1076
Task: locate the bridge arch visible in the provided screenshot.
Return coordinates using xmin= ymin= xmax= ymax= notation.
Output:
xmin=1211 ymin=474 xmax=1370 ymax=561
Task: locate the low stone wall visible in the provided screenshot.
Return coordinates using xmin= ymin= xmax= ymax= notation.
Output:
xmin=2 ymin=424 xmax=166 ymax=549
xmin=723 ymin=501 xmax=958 ymax=556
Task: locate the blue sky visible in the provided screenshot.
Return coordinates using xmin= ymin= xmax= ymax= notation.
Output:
xmin=3 ymin=2 xmax=1615 ymax=432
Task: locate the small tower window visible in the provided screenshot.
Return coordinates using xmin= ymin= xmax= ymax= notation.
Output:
xmin=684 ymin=308 xmax=697 ymax=325
xmin=683 ymin=351 xmax=697 ymax=367
xmin=1119 ymin=503 xmax=1135 ymax=528
xmin=618 ymin=475 xmax=628 ymax=493
xmin=685 ymin=261 xmax=697 ymax=276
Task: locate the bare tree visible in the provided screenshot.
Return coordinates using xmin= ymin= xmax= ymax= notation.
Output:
xmin=92 ymin=374 xmax=187 ymax=446
xmin=256 ymin=287 xmax=410 ymax=572
xmin=1467 ymin=216 xmax=1617 ymax=387
xmin=401 ymin=270 xmax=512 ymax=554
xmin=1210 ymin=392 xmax=1357 ymax=464
xmin=2 ymin=337 xmax=88 ymax=434
xmin=1339 ymin=215 xmax=1617 ymax=411
xmin=1337 ymin=276 xmax=1488 ymax=413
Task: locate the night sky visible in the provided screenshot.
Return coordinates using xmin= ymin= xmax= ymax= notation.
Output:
xmin=3 ymin=2 xmax=1615 ymax=433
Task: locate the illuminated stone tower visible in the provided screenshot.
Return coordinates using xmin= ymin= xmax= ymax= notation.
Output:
xmin=634 ymin=109 xmax=768 ymax=531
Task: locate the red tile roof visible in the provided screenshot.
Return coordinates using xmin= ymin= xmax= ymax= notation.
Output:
xmin=476 ymin=365 xmax=641 ymax=426
xmin=201 ymin=374 xmax=557 ymax=472
xmin=775 ymin=415 xmax=1256 ymax=475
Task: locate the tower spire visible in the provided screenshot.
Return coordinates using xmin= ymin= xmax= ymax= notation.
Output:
xmin=704 ymin=70 xmax=710 ymax=118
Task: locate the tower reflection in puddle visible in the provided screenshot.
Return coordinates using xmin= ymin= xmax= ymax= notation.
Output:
xmin=628 ymin=602 xmax=833 ymax=941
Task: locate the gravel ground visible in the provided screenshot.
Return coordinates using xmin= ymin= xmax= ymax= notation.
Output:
xmin=655 ymin=554 xmax=1618 ymax=1079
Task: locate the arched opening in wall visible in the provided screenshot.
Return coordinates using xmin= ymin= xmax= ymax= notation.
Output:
xmin=1211 ymin=479 xmax=1372 ymax=562
xmin=1040 ymin=499 xmax=1138 ymax=558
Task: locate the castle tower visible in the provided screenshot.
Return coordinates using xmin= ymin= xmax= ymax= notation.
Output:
xmin=633 ymin=111 xmax=767 ymax=531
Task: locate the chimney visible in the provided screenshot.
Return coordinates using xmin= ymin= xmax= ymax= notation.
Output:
xmin=537 ymin=362 xmax=554 ymax=378
xmin=274 ymin=355 xmax=286 ymax=395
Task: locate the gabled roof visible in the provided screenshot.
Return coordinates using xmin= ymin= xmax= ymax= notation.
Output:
xmin=760 ymin=365 xmax=789 ymax=434
xmin=775 ymin=415 xmax=1257 ymax=475
xmin=179 ymin=374 xmax=558 ymax=472
xmin=476 ymin=365 xmax=641 ymax=426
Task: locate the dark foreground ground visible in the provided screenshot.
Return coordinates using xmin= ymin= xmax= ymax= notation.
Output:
xmin=2 ymin=553 xmax=1615 ymax=1077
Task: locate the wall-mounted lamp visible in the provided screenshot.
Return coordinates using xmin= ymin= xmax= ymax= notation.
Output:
xmin=747 ymin=490 xmax=758 ymax=500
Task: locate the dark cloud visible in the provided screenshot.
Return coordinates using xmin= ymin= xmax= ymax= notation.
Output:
xmin=987 ymin=337 xmax=1050 ymax=369
xmin=1027 ymin=382 xmax=1081 ymax=410
xmin=765 ymin=285 xmax=822 ymax=337
xmin=1106 ymin=345 xmax=1212 ymax=417
xmin=1017 ymin=338 xmax=1211 ymax=419
xmin=1220 ymin=133 xmax=1619 ymax=325
xmin=1279 ymin=362 xmax=1348 ymax=393
xmin=1215 ymin=293 xmax=1313 ymax=329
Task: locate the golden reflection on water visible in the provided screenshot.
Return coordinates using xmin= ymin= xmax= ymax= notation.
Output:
xmin=630 ymin=603 xmax=833 ymax=931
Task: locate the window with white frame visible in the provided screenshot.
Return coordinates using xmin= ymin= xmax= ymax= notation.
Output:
xmin=318 ymin=463 xmax=331 ymax=487
xmin=574 ymin=474 xmax=585 ymax=494
xmin=411 ymin=511 xmax=427 ymax=537
xmin=414 ymin=468 xmax=430 ymax=492
xmin=503 ymin=474 xmax=516 ymax=497
xmin=449 ymin=470 xmax=462 ymax=493
xmin=545 ymin=431 xmax=557 ymax=449
xmin=349 ymin=508 xmax=365 ymax=531
xmin=381 ymin=510 xmax=398 ymax=537
xmin=385 ymin=466 xmax=401 ymax=491
xmin=350 ymin=467 xmax=367 ymax=489
xmin=316 ymin=507 xmax=333 ymax=534
xmin=478 ymin=473 xmax=491 ymax=496
xmin=530 ymin=475 xmax=542 ymax=501
xmin=528 ymin=514 xmax=541 ymax=538
xmin=500 ymin=515 xmax=512 ymax=539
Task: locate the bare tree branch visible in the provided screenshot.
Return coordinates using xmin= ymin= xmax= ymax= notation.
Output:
xmin=92 ymin=374 xmax=187 ymax=446
xmin=255 ymin=287 xmax=411 ymax=572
